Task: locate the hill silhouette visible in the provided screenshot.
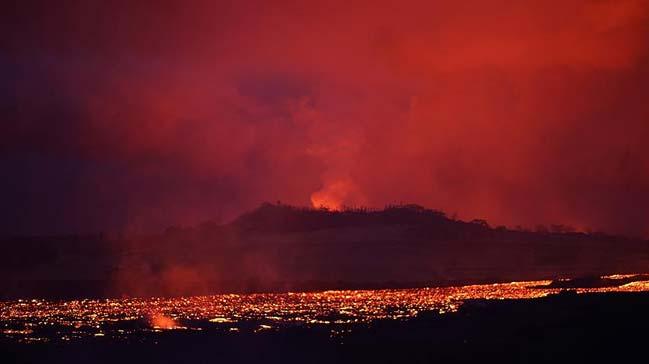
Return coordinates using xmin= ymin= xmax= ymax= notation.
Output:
xmin=233 ymin=203 xmax=452 ymax=232
xmin=2 ymin=203 xmax=648 ymax=299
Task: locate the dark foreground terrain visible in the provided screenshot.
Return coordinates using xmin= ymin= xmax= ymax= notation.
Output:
xmin=3 ymin=291 xmax=648 ymax=364
xmin=3 ymin=204 xmax=649 ymax=299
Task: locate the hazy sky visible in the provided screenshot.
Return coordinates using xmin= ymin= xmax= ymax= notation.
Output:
xmin=2 ymin=0 xmax=649 ymax=236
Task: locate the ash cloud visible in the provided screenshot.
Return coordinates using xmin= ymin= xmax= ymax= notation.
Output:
xmin=2 ymin=0 xmax=649 ymax=236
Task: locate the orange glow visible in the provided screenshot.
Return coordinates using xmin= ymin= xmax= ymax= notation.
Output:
xmin=2 ymin=275 xmax=649 ymax=343
xmin=149 ymin=313 xmax=181 ymax=330
xmin=310 ymin=192 xmax=342 ymax=211
xmin=310 ymin=178 xmax=359 ymax=210
xmin=5 ymin=1 xmax=649 ymax=236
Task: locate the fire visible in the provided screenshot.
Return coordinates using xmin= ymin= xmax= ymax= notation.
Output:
xmin=149 ymin=313 xmax=181 ymax=330
xmin=3 ymin=276 xmax=649 ymax=343
xmin=310 ymin=193 xmax=343 ymax=211
xmin=310 ymin=178 xmax=357 ymax=210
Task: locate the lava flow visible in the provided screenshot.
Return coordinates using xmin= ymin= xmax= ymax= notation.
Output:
xmin=1 ymin=276 xmax=648 ymax=343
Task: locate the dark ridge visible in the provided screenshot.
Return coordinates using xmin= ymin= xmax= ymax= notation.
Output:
xmin=546 ymin=274 xmax=649 ymax=289
xmin=2 ymin=203 xmax=648 ymax=299
xmin=232 ymin=203 xmax=457 ymax=232
xmin=231 ymin=203 xmax=628 ymax=242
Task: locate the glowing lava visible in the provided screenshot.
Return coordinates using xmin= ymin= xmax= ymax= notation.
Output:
xmin=149 ymin=313 xmax=181 ymax=330
xmin=310 ymin=179 xmax=357 ymax=210
xmin=3 ymin=275 xmax=649 ymax=343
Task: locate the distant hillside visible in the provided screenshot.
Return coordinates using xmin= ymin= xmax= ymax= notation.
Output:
xmin=2 ymin=204 xmax=648 ymax=299
xmin=233 ymin=203 xmax=454 ymax=232
xmin=232 ymin=203 xmax=626 ymax=243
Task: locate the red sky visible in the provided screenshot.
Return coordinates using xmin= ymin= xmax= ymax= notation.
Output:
xmin=2 ymin=0 xmax=649 ymax=236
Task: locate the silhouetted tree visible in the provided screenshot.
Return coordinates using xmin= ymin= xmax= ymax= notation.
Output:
xmin=471 ymin=219 xmax=489 ymax=228
xmin=550 ymin=224 xmax=576 ymax=234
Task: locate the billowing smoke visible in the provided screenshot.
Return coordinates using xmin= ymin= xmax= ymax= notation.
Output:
xmin=2 ymin=0 xmax=649 ymax=236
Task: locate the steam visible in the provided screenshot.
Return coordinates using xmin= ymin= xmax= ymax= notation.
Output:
xmin=3 ymin=0 xmax=649 ymax=236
